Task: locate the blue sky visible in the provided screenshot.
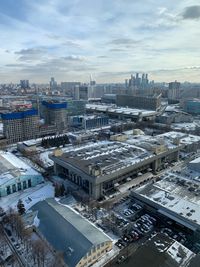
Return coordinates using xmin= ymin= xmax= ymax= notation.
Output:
xmin=0 ymin=0 xmax=200 ymax=83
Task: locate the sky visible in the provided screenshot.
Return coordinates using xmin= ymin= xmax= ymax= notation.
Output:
xmin=0 ymin=0 xmax=200 ymax=84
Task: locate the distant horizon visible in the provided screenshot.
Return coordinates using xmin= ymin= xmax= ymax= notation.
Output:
xmin=0 ymin=0 xmax=200 ymax=83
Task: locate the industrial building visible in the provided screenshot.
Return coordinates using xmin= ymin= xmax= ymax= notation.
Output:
xmin=50 ymin=131 xmax=200 ymax=200
xmin=69 ymin=115 xmax=109 ymax=129
xmin=116 ymin=94 xmax=161 ymax=111
xmin=0 ymin=151 xmax=44 ymax=197
xmin=86 ymin=103 xmax=158 ymax=121
xmin=131 ymin=168 xmax=200 ymax=233
xmin=41 ymin=101 xmax=67 ymax=133
xmin=156 ymin=110 xmax=193 ymax=125
xmin=33 ymin=198 xmax=112 ymax=267
xmin=1 ymin=109 xmax=39 ymax=144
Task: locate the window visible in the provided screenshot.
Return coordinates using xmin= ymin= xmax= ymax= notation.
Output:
xmin=6 ymin=186 xmax=11 ymax=195
xmin=23 ymin=181 xmax=27 ymax=189
xmin=17 ymin=182 xmax=22 ymax=191
xmin=12 ymin=184 xmax=16 ymax=193
xmin=28 ymin=179 xmax=32 ymax=187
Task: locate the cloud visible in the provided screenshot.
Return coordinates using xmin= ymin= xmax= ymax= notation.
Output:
xmin=109 ymin=38 xmax=141 ymax=45
xmin=182 ymin=5 xmax=200 ymax=20
xmin=15 ymin=48 xmax=45 ymax=61
xmin=0 ymin=1 xmax=200 ymax=83
xmin=63 ymin=55 xmax=87 ymax=61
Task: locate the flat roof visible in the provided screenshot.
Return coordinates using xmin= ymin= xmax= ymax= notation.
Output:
xmin=86 ymin=103 xmax=157 ymax=117
xmin=158 ymin=132 xmax=200 ymax=145
xmin=53 ymin=140 xmax=150 ymax=176
xmin=134 ymin=177 xmax=200 ymax=228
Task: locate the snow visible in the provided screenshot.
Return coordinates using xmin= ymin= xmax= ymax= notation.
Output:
xmin=33 ymin=214 xmax=40 ymax=227
xmin=159 ymin=131 xmax=200 ymax=145
xmin=0 ymin=151 xmax=39 ymax=177
xmin=171 ymin=122 xmax=198 ymax=131
xmin=39 ymin=151 xmax=54 ymax=168
xmin=0 ymin=151 xmax=42 ymax=186
xmin=0 ymin=182 xmax=54 ymax=211
xmin=166 ymin=241 xmax=195 ymax=266
xmin=136 ymin=181 xmax=200 ymax=227
xmin=86 ymin=103 xmax=157 ymax=116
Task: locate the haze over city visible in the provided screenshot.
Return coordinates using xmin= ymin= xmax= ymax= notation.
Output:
xmin=0 ymin=0 xmax=200 ymax=83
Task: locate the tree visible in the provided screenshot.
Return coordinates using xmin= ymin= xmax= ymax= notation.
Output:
xmin=60 ymin=184 xmax=65 ymax=196
xmin=54 ymin=184 xmax=61 ymax=197
xmin=17 ymin=199 xmax=26 ymax=215
xmin=32 ymin=239 xmax=48 ymax=267
xmin=50 ymin=251 xmax=65 ymax=267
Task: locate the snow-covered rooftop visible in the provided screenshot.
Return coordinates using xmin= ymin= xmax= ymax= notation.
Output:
xmin=157 ymin=132 xmax=200 ymax=145
xmin=86 ymin=103 xmax=157 ymax=117
xmin=0 ymin=151 xmax=41 ymax=186
xmin=135 ymin=176 xmax=200 ymax=228
xmin=51 ymin=140 xmax=152 ymax=176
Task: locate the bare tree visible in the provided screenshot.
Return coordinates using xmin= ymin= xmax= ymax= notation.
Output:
xmin=0 ymin=226 xmax=7 ymax=255
xmin=50 ymin=251 xmax=65 ymax=267
xmin=32 ymin=239 xmax=48 ymax=267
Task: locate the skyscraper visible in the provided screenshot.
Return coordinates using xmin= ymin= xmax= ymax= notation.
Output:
xmin=20 ymin=80 xmax=29 ymax=89
xmin=50 ymin=77 xmax=57 ymax=91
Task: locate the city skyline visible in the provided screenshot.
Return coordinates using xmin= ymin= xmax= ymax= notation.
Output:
xmin=0 ymin=0 xmax=200 ymax=83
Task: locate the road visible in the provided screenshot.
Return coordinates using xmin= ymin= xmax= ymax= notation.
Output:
xmin=1 ymin=225 xmax=26 ymax=267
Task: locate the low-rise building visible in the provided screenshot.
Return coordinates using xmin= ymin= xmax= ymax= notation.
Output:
xmin=0 ymin=151 xmax=44 ymax=197
xmin=33 ymin=198 xmax=112 ymax=267
xmin=70 ymin=115 xmax=109 ymax=129
xmin=50 ymin=131 xmax=200 ymax=200
xmin=131 ymin=165 xmax=200 ymax=233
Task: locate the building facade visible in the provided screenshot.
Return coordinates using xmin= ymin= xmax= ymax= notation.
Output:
xmin=168 ymin=81 xmax=181 ymax=101
xmin=50 ymin=140 xmax=181 ymax=200
xmin=41 ymin=101 xmax=67 ymax=133
xmin=70 ymin=115 xmax=109 ymax=129
xmin=184 ymin=99 xmax=200 ymax=115
xmin=2 ymin=109 xmax=39 ymax=144
xmin=0 ymin=151 xmax=44 ymax=197
xmin=116 ymin=94 xmax=161 ymax=111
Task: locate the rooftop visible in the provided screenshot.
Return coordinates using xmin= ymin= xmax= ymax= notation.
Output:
xmin=0 ymin=151 xmax=40 ymax=186
xmin=52 ymin=140 xmax=150 ymax=176
xmin=134 ymin=173 xmax=200 ymax=229
xmin=32 ymin=198 xmax=111 ymax=267
xmin=86 ymin=103 xmax=157 ymax=117
xmin=157 ymin=132 xmax=200 ymax=145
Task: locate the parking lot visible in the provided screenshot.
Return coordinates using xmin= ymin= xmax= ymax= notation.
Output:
xmin=109 ymin=196 xmax=199 ymax=255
